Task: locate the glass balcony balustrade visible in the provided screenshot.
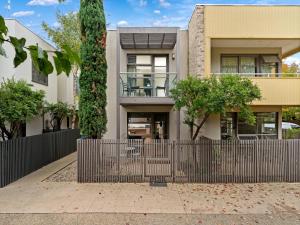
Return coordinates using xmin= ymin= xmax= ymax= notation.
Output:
xmin=120 ymin=72 xmax=177 ymax=97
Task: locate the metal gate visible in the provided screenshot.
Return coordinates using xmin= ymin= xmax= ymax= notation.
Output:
xmin=143 ymin=140 xmax=174 ymax=181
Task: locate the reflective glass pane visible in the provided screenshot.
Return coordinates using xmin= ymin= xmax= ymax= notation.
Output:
xmin=136 ymin=55 xmax=151 ymax=65
xmin=221 ymin=57 xmax=238 ymax=73
xmin=261 ymin=63 xmax=277 ymax=74
xmin=240 ymin=57 xmax=256 ymax=73
xmin=154 ymin=57 xmax=167 ymax=67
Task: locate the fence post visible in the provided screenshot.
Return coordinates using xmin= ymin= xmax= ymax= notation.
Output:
xmin=172 ymin=140 xmax=175 ymax=182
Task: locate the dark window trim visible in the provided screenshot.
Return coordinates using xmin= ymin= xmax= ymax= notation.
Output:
xmin=32 ymin=63 xmax=48 ymax=86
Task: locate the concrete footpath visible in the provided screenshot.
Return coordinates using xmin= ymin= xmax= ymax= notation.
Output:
xmin=0 ymin=153 xmax=300 ymax=224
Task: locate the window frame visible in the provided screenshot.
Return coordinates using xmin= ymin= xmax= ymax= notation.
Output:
xmin=31 ymin=63 xmax=48 ymax=86
xmin=220 ymin=54 xmax=280 ymax=74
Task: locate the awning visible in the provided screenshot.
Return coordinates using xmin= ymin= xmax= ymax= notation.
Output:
xmin=119 ymin=27 xmax=178 ymax=49
xmin=262 ymin=55 xmax=281 ymax=63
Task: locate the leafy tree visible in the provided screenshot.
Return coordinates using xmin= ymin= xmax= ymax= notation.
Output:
xmin=79 ymin=0 xmax=107 ymax=138
xmin=171 ymin=75 xmax=261 ymax=140
xmin=42 ymin=11 xmax=80 ymax=128
xmin=44 ymin=102 xmax=72 ymax=131
xmin=282 ymin=62 xmax=300 ymax=74
xmin=0 ymin=79 xmax=44 ymax=140
xmin=0 ymin=15 xmax=79 ymax=77
xmin=283 ymin=107 xmax=300 ymax=125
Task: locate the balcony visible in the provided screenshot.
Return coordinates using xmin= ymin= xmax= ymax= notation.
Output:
xmin=213 ymin=73 xmax=300 ymax=106
xmin=119 ymin=72 xmax=177 ymax=105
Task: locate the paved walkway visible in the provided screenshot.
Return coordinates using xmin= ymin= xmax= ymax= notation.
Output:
xmin=0 ymin=153 xmax=300 ymax=224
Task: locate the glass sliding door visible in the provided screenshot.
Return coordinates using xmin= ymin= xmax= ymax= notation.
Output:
xmin=221 ymin=112 xmax=278 ymax=140
xmin=221 ymin=56 xmax=238 ymax=73
xmin=154 ymin=56 xmax=168 ymax=97
xmin=239 ymin=56 xmax=256 ymax=74
xmin=125 ymin=55 xmax=169 ymax=97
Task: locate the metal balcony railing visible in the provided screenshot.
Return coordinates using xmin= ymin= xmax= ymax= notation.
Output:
xmin=120 ymin=72 xmax=177 ymax=97
xmin=212 ymin=73 xmax=300 ymax=78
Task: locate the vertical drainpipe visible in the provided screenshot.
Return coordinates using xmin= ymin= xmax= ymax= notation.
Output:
xmin=116 ymin=29 xmax=121 ymax=139
xmin=176 ymin=28 xmax=181 ymax=141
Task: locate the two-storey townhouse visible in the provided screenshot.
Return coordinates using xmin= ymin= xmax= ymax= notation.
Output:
xmin=104 ymin=5 xmax=300 ymax=141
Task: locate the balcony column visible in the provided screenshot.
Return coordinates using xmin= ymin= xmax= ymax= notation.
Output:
xmin=278 ymin=110 xmax=282 ymax=140
xmin=204 ymin=37 xmax=211 ymax=77
xmin=176 ymin=28 xmax=181 ymax=140
xmin=116 ymin=29 xmax=121 ymax=139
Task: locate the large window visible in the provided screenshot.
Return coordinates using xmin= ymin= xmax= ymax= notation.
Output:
xmin=32 ymin=63 xmax=48 ymax=86
xmin=221 ymin=55 xmax=280 ymax=75
xmin=221 ymin=112 xmax=278 ymax=140
xmin=124 ymin=55 xmax=169 ymax=97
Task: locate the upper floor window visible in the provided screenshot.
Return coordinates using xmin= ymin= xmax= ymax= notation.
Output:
xmin=221 ymin=55 xmax=280 ymax=74
xmin=32 ymin=63 xmax=48 ymax=86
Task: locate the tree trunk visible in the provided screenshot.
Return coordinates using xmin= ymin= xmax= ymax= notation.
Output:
xmin=192 ymin=114 xmax=210 ymax=141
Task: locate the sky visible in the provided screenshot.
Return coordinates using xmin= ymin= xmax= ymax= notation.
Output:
xmin=0 ymin=0 xmax=299 ymax=64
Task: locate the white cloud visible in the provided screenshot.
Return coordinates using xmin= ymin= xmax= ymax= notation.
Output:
xmin=284 ymin=55 xmax=300 ymax=65
xmin=53 ymin=22 xmax=60 ymax=27
xmin=158 ymin=0 xmax=171 ymax=8
xmin=128 ymin=0 xmax=147 ymax=8
xmin=139 ymin=0 xmax=147 ymax=7
xmin=154 ymin=10 xmax=161 ymax=14
xmin=12 ymin=11 xmax=35 ymax=17
xmin=152 ymin=15 xmax=186 ymax=27
xmin=27 ymin=0 xmax=59 ymax=6
xmin=5 ymin=0 xmax=11 ymax=10
xmin=117 ymin=20 xmax=129 ymax=27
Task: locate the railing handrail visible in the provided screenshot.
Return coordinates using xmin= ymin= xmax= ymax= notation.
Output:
xmin=212 ymin=73 xmax=300 ymax=78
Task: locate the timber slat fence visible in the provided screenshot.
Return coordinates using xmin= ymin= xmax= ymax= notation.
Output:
xmin=0 ymin=129 xmax=80 ymax=188
xmin=78 ymin=139 xmax=300 ymax=183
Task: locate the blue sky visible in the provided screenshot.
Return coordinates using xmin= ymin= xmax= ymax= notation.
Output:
xmin=0 ymin=0 xmax=299 ymax=63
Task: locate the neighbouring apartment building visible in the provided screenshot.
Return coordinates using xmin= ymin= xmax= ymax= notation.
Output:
xmin=104 ymin=4 xmax=300 ymax=141
xmin=0 ymin=19 xmax=74 ymax=137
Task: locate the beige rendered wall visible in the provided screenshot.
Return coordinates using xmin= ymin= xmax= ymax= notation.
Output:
xmin=189 ymin=5 xmax=300 ymax=75
xmin=204 ymin=5 xmax=300 ymax=39
xmin=178 ymin=30 xmax=191 ymax=140
xmin=103 ymin=30 xmax=118 ymax=139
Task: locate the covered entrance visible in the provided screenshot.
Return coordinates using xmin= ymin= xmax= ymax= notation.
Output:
xmin=127 ymin=112 xmax=169 ymax=141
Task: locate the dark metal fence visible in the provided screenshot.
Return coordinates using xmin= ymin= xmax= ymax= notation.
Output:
xmin=78 ymin=139 xmax=300 ymax=183
xmin=0 ymin=129 xmax=80 ymax=188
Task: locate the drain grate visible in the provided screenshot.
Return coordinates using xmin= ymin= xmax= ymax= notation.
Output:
xmin=149 ymin=177 xmax=167 ymax=187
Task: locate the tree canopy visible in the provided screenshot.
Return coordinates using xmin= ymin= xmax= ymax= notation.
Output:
xmin=42 ymin=11 xmax=80 ymax=56
xmin=171 ymin=75 xmax=261 ymax=140
xmin=44 ymin=101 xmax=73 ymax=131
xmin=79 ymin=0 xmax=108 ymax=138
xmin=0 ymin=79 xmax=44 ymax=140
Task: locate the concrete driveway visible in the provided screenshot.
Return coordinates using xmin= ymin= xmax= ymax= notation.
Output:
xmin=0 ymin=153 xmax=300 ymax=224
